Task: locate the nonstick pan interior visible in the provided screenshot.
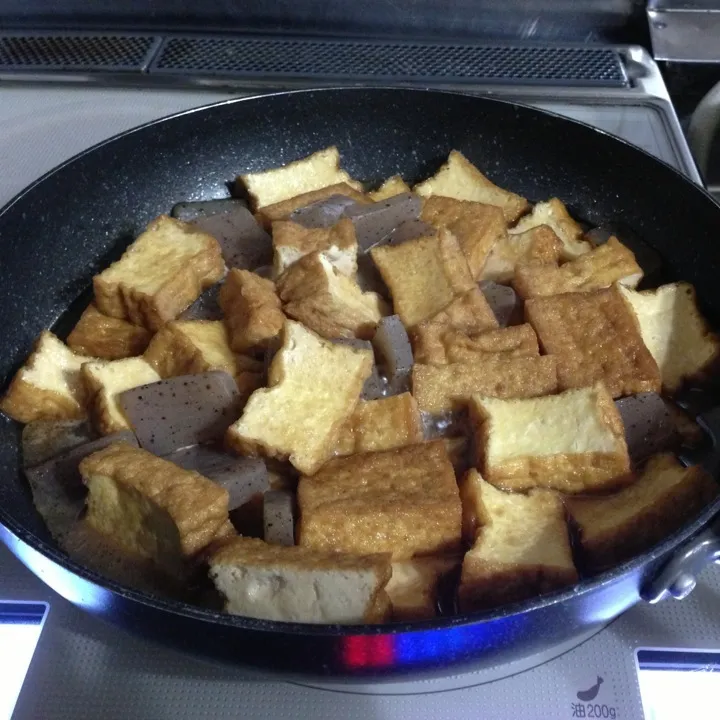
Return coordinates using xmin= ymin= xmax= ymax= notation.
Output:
xmin=1 ymin=88 xmax=720 ymax=645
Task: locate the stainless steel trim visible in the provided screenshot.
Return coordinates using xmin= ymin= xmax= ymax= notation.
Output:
xmin=648 ymin=1 xmax=720 ymax=63
xmin=0 ymin=43 xmax=700 ymax=184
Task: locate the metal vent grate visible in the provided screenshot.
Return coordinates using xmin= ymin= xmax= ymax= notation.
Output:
xmin=152 ymin=36 xmax=627 ymax=86
xmin=0 ymin=33 xmax=159 ymax=71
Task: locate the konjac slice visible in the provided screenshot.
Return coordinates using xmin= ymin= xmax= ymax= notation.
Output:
xmin=191 ymin=205 xmax=273 ymax=270
xmin=372 ymin=315 xmax=413 ymax=395
xmin=345 ymin=193 xmax=423 ymax=251
xmin=288 ymin=194 xmax=360 ymax=229
xmin=479 ymin=281 xmax=522 ymax=327
xmin=166 ymin=445 xmax=269 ymax=511
xmin=179 ymin=283 xmax=223 ymax=321
xmin=615 ymin=392 xmax=677 ymax=466
xmin=24 ymin=431 xmax=138 ymax=542
xmin=263 ymin=490 xmax=296 ymax=546
xmin=22 ymin=419 xmax=95 ymax=468
xmin=119 ymin=371 xmax=243 ymax=456
xmin=387 ymin=219 xmax=435 ymax=246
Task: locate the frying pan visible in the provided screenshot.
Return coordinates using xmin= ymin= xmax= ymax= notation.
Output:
xmin=1 ymin=88 xmax=720 ymax=681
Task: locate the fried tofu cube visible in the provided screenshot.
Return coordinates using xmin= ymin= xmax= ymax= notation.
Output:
xmin=93 ymin=216 xmax=225 ymax=331
xmin=298 ymin=441 xmax=462 ymax=559
xmin=239 ymin=146 xmax=362 ymax=209
xmin=371 ymin=228 xmax=475 ymax=327
xmin=255 ymin=182 xmax=368 ymax=228
xmin=370 ymin=175 xmax=412 ymax=201
xmin=272 ymin=217 xmax=357 ymax=277
xmin=480 ymin=225 xmax=563 ymax=283
xmin=79 ymin=442 xmax=229 ymax=576
xmin=458 ymin=471 xmax=577 ymax=612
xmin=665 ymin=402 xmax=705 ymax=447
xmin=66 ymin=304 xmax=152 ymax=360
xmin=510 ymin=198 xmax=591 ymax=260
xmin=386 ymin=556 xmax=460 ymax=621
xmin=1 ymin=332 xmax=94 ymax=423
xmin=421 ymin=196 xmax=507 ymax=278
xmin=412 ymin=355 xmax=558 ymax=414
xmin=513 ymin=237 xmax=643 ymax=299
xmin=143 ymin=319 xmax=248 ymax=381
xmin=414 ymin=150 xmax=529 ymax=223
xmin=470 ymin=383 xmax=631 ymax=494
xmin=440 ymin=324 xmax=538 ymax=364
xmin=411 ymin=323 xmax=539 ymax=365
xmin=277 ymin=251 xmax=387 ymax=340
xmin=525 ymin=285 xmax=661 ymax=397
xmin=81 ymin=357 xmax=161 ymax=435
xmin=209 ymin=536 xmax=392 ymax=624
xmin=566 ymin=453 xmax=719 ymax=573
xmin=334 ymin=392 xmax=423 ymax=456
xmin=618 ymin=282 xmax=720 ymax=392
xmin=226 ymin=321 xmax=372 ymax=475
xmin=219 ymin=269 xmax=285 ymax=353
xmin=424 ymin=286 xmax=498 ymax=334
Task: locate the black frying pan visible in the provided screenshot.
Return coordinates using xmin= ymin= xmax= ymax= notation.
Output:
xmin=1 ymin=88 xmax=720 ymax=680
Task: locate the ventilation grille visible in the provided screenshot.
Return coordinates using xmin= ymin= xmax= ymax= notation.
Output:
xmin=0 ymin=33 xmax=158 ymax=71
xmin=153 ymin=37 xmax=626 ymax=86
xmin=0 ymin=32 xmax=627 ymax=87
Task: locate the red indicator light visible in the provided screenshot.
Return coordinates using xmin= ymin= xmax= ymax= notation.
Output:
xmin=342 ymin=635 xmax=395 ymax=668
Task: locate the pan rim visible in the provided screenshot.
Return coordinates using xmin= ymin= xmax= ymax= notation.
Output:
xmin=1 ymin=85 xmax=719 ymax=637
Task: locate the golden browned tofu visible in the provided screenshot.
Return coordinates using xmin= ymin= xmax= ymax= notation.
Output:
xmin=370 ymin=228 xmax=475 ymax=327
xmin=618 ymin=282 xmax=720 ymax=392
xmin=272 ymin=217 xmax=357 ymax=277
xmin=239 ymin=147 xmax=362 ymax=209
xmin=421 ymin=196 xmax=507 ymax=278
xmin=471 ymin=383 xmax=631 ymax=494
xmin=480 ymin=225 xmax=563 ymax=283
xmin=298 ymin=441 xmax=462 ymax=559
xmin=80 ymin=443 xmax=230 ymax=575
xmin=234 ymin=369 xmax=265 ymax=406
xmin=255 ymin=182 xmax=368 ymax=228
xmin=425 ymin=286 xmax=498 ymax=334
xmin=510 ymin=198 xmax=591 ymax=260
xmin=226 ymin=321 xmax=373 ymax=475
xmin=414 ymin=150 xmax=529 ymax=223
xmin=93 ymin=216 xmax=225 ymax=331
xmin=458 ymin=471 xmax=577 ymax=612
xmin=525 ymin=285 xmax=661 ymax=398
xmin=209 ymin=536 xmax=392 ymax=624
xmin=67 ymin=304 xmax=152 ymax=360
xmin=369 ymin=175 xmax=412 ymax=201
xmin=513 ymin=237 xmax=642 ymax=299
xmin=412 ymin=355 xmax=558 ymax=414
xmin=387 ymin=556 xmax=460 ymax=621
xmin=81 ymin=357 xmax=161 ymax=435
xmin=278 ymin=251 xmax=387 ymax=340
xmin=411 ymin=323 xmax=539 ymax=365
xmin=334 ymin=392 xmax=423 ymax=456
xmin=219 ymin=269 xmax=285 ymax=353
xmin=567 ymin=454 xmax=719 ymax=573
xmin=665 ymin=401 xmax=705 ymax=447
xmin=143 ymin=319 xmax=250 ymax=382
xmin=1 ymin=332 xmax=94 ymax=423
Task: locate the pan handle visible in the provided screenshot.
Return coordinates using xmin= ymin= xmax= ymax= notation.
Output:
xmin=641 ymin=517 xmax=720 ymax=604
xmin=642 ymin=404 xmax=720 ymax=604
